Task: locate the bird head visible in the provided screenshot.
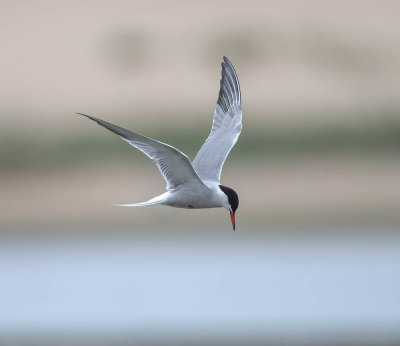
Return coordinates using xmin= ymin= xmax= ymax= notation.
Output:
xmin=219 ymin=185 xmax=239 ymax=231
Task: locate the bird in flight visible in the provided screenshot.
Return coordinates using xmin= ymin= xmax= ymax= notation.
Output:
xmin=78 ymin=57 xmax=242 ymax=230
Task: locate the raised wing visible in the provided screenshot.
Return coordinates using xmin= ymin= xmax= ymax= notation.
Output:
xmin=192 ymin=57 xmax=242 ymax=184
xmin=78 ymin=113 xmax=206 ymax=191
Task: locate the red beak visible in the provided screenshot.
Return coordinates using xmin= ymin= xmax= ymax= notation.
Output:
xmin=229 ymin=210 xmax=236 ymax=231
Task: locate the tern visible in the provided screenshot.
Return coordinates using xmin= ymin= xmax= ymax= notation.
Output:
xmin=78 ymin=57 xmax=242 ymax=230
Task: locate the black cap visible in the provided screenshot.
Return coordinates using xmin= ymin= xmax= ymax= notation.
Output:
xmin=219 ymin=185 xmax=239 ymax=213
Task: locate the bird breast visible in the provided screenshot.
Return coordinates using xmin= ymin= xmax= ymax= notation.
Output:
xmin=162 ymin=188 xmax=226 ymax=209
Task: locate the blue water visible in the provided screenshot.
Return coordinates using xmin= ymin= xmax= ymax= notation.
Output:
xmin=0 ymin=228 xmax=399 ymax=343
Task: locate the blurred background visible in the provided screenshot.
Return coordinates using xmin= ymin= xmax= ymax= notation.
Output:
xmin=1 ymin=1 xmax=400 ymax=345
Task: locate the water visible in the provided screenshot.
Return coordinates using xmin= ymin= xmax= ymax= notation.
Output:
xmin=0 ymin=228 xmax=399 ymax=344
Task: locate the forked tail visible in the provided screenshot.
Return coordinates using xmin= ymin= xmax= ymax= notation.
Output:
xmin=114 ymin=194 xmax=167 ymax=207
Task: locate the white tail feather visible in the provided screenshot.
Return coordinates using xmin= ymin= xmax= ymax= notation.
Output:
xmin=114 ymin=201 xmax=159 ymax=207
xmin=113 ymin=194 xmax=167 ymax=207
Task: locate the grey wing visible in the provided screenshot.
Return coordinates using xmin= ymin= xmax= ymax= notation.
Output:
xmin=78 ymin=113 xmax=206 ymax=191
xmin=192 ymin=57 xmax=242 ymax=184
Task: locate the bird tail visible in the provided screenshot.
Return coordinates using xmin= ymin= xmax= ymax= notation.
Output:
xmin=114 ymin=201 xmax=160 ymax=207
xmin=114 ymin=194 xmax=167 ymax=207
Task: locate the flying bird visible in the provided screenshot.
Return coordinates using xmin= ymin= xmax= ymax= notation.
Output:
xmin=78 ymin=57 xmax=242 ymax=230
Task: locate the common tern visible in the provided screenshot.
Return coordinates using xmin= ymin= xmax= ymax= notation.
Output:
xmin=79 ymin=57 xmax=242 ymax=230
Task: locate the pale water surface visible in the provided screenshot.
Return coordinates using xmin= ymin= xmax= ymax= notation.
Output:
xmin=0 ymin=228 xmax=399 ymax=345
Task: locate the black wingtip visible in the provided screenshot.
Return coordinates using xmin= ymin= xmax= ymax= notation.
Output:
xmin=76 ymin=112 xmax=92 ymax=119
xmin=77 ymin=112 xmax=102 ymax=124
xmin=217 ymin=57 xmax=241 ymax=114
xmin=223 ymin=56 xmax=231 ymax=64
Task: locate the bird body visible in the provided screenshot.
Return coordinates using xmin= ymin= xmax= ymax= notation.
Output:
xmin=159 ymin=184 xmax=230 ymax=210
xmin=118 ymin=182 xmax=228 ymax=209
xmin=79 ymin=57 xmax=241 ymax=230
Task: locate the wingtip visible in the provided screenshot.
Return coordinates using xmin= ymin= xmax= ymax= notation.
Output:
xmin=76 ymin=112 xmax=90 ymax=118
xmin=217 ymin=56 xmax=241 ymax=113
xmin=222 ymin=56 xmax=234 ymax=68
xmin=77 ymin=112 xmax=100 ymax=123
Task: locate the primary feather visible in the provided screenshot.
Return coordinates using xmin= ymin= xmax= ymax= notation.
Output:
xmin=77 ymin=113 xmax=205 ymax=191
xmin=192 ymin=56 xmax=242 ymax=184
